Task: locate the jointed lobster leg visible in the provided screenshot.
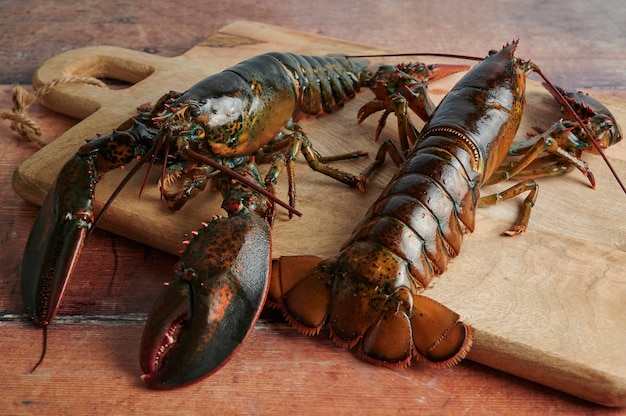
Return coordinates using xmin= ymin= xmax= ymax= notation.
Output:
xmin=478 ymin=179 xmax=539 ymax=235
xmin=256 ymin=121 xmax=369 ymax=210
xmin=357 ymin=62 xmax=471 ymax=149
xmin=487 ymin=124 xmax=596 ymax=185
xmin=477 ymin=87 xmax=622 ymax=234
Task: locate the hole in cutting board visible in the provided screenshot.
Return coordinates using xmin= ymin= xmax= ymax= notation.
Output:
xmin=98 ymin=77 xmax=134 ymax=89
xmin=65 ymin=55 xmax=155 ymax=89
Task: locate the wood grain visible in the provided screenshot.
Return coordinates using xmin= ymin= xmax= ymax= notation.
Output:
xmin=9 ymin=22 xmax=626 ymax=406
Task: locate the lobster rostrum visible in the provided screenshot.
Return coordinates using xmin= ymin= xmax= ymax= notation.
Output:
xmin=19 ymin=51 xmax=468 ymax=388
xmin=269 ymin=41 xmax=623 ymax=369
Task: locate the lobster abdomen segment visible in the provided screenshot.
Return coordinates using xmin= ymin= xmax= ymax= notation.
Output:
xmin=347 ymin=142 xmax=478 ymax=287
xmin=316 ymin=134 xmax=478 ymax=367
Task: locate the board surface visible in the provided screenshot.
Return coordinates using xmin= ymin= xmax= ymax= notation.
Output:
xmin=12 ymin=21 xmax=626 ymax=406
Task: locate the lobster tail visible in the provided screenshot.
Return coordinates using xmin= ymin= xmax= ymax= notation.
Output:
xmin=358 ymin=293 xmax=472 ymax=368
xmin=266 ymin=53 xmax=368 ymax=116
xmin=408 ymin=295 xmax=472 ymax=367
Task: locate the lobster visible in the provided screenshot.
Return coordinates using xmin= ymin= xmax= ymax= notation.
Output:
xmin=269 ymin=41 xmax=623 ymax=369
xmin=18 ymin=51 xmax=468 ymax=388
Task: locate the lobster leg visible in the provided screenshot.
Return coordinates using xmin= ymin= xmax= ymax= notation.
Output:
xmin=263 ymin=122 xmax=369 ymax=192
xmin=358 ymin=62 xmax=470 ymax=150
xmin=357 ymin=85 xmax=424 ymax=148
xmin=356 ymin=63 xmax=469 ymax=181
xmin=356 ymin=91 xmax=429 ymax=182
xmin=478 ymin=179 xmax=539 ymax=235
xmin=487 ymin=85 xmax=622 ymax=187
xmin=478 ymin=85 xmax=624 ymax=234
xmin=486 ymin=122 xmax=596 ymax=187
xmin=258 ymin=123 xmax=369 ymax=220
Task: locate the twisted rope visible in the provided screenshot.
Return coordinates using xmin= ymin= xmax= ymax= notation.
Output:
xmin=2 ymin=76 xmax=106 ymax=147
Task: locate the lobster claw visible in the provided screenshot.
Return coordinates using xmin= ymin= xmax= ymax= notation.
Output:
xmin=21 ymin=154 xmax=97 ymax=326
xmin=21 ymin=118 xmax=159 ymax=328
xmin=140 ymin=210 xmax=271 ymax=389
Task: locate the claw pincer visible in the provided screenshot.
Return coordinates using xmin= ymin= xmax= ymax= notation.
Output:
xmin=21 ymin=120 xmax=153 ymax=326
xmin=22 ymin=155 xmax=95 ymax=326
xmin=140 ymin=209 xmax=271 ymax=388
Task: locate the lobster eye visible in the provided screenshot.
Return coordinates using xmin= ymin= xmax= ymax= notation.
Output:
xmin=189 ymin=106 xmax=201 ymax=118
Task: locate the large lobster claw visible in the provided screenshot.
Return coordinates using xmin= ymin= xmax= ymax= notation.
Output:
xmin=140 ymin=209 xmax=271 ymax=389
xmin=21 ymin=153 xmax=97 ymax=326
xmin=21 ymin=118 xmax=158 ymax=327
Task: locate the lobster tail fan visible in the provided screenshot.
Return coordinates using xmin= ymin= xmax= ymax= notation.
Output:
xmin=410 ymin=294 xmax=472 ymax=367
xmin=359 ymin=306 xmax=414 ymax=368
xmin=268 ymin=256 xmax=332 ymax=335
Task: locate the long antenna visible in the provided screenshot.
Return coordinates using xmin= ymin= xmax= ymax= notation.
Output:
xmin=30 ymin=325 xmax=47 ymax=373
xmin=346 ymin=52 xmax=483 ymax=62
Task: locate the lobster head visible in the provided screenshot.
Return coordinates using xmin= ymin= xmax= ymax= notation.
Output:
xmin=583 ymin=112 xmax=623 ymax=152
xmin=548 ymin=86 xmax=623 ymax=152
xmin=154 ymin=96 xmax=249 ymax=155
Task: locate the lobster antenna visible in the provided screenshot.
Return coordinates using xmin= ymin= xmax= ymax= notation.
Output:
xmin=30 ymin=325 xmax=48 ymax=373
xmin=345 ymin=52 xmax=484 ymax=62
xmin=533 ymin=65 xmax=626 ymax=194
xmin=185 ymin=149 xmax=303 ymax=217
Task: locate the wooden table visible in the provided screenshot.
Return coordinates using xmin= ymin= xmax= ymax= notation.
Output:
xmin=2 ymin=1 xmax=625 ymax=414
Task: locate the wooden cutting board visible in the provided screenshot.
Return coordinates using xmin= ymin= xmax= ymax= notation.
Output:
xmin=12 ymin=21 xmax=626 ymax=406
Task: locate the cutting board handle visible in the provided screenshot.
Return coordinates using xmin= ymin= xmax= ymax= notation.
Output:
xmin=32 ymin=46 xmax=171 ymax=119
